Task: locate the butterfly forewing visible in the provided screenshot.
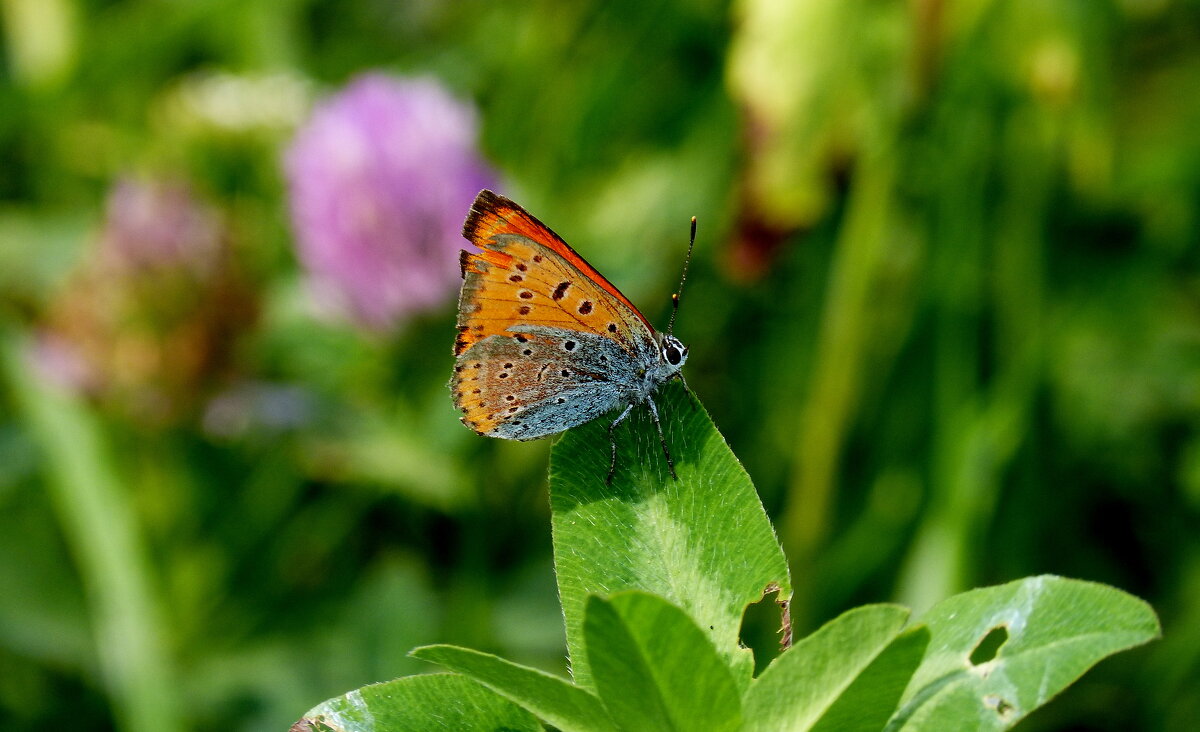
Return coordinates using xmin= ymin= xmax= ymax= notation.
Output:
xmin=461 ymin=190 xmax=653 ymax=331
xmin=457 ymin=236 xmax=651 ymax=355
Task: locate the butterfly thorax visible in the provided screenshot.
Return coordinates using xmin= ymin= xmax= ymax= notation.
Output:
xmin=630 ymin=332 xmax=688 ymax=403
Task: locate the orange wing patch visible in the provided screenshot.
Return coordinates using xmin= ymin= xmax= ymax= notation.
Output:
xmin=462 ymin=190 xmax=652 ymax=330
xmin=454 ymin=195 xmax=653 ymax=357
xmin=455 ymin=236 xmax=644 ymax=355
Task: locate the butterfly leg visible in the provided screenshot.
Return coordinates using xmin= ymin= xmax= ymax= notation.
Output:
xmin=606 ymin=404 xmax=635 ymax=485
xmin=675 ymin=373 xmax=697 ymax=409
xmin=645 ymin=396 xmax=678 ymax=481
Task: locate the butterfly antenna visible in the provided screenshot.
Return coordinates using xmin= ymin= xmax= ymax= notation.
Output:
xmin=667 ymin=216 xmax=697 ymax=336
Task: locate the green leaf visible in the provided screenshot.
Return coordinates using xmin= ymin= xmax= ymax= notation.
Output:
xmin=889 ymin=575 xmax=1162 ymax=731
xmin=743 ymin=604 xmax=917 ymax=732
xmin=550 ymin=381 xmax=790 ymax=690
xmin=411 ymin=644 xmax=617 ymax=732
xmin=292 ymin=673 xmax=540 ymax=732
xmin=810 ymin=625 xmax=930 ymax=732
xmin=583 ymin=592 xmax=742 ymax=732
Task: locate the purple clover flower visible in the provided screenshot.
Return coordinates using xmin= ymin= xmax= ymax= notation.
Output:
xmin=99 ymin=178 xmax=222 ymax=275
xmin=26 ymin=331 xmax=99 ymax=395
xmin=284 ymin=74 xmax=497 ymax=331
xmin=30 ymin=176 xmax=252 ymax=424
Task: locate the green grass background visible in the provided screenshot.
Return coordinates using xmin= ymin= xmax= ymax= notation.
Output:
xmin=0 ymin=1 xmax=1197 ymax=730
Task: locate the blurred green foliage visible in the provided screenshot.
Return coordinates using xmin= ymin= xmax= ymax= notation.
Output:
xmin=0 ymin=0 xmax=1197 ymax=730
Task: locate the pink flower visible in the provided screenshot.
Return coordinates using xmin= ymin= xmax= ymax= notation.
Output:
xmin=31 ymin=177 xmax=254 ymax=424
xmin=99 ymin=178 xmax=222 ymax=275
xmin=284 ymin=74 xmax=497 ymax=330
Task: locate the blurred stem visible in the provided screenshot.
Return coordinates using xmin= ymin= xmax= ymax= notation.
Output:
xmin=897 ymin=98 xmax=990 ymax=610
xmin=0 ymin=0 xmax=76 ymax=88
xmin=897 ymin=103 xmax=1054 ymax=613
xmin=782 ymin=146 xmax=897 ymax=566
xmin=2 ymin=335 xmax=181 ymax=732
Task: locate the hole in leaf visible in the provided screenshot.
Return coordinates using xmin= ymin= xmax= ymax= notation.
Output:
xmin=740 ymin=582 xmax=791 ymax=675
xmin=984 ymin=694 xmax=1015 ymax=718
xmin=969 ymin=625 xmax=1009 ymax=665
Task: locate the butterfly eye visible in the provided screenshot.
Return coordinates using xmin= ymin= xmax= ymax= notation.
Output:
xmin=664 ymin=345 xmax=682 ymax=366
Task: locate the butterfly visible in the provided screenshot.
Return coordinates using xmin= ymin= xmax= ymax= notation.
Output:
xmin=451 ymin=190 xmax=695 ymax=483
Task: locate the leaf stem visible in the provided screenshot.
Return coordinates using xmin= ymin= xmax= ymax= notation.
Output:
xmin=3 ymin=335 xmax=181 ymax=732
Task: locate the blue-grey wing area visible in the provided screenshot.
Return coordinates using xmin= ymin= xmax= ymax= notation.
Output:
xmin=454 ymin=325 xmax=642 ymax=441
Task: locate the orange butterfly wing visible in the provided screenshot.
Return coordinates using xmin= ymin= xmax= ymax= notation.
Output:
xmin=452 ymin=190 xmax=656 ymax=435
xmin=461 ymin=190 xmax=651 ymax=328
xmin=454 ymin=190 xmax=654 ymax=356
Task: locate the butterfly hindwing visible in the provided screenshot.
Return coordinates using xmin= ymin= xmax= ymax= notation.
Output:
xmin=453 ymin=325 xmax=637 ymax=439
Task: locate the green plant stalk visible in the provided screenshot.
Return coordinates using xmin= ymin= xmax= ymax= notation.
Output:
xmin=0 ymin=0 xmax=77 ymax=87
xmin=783 ymin=147 xmax=897 ymax=563
xmin=895 ymin=93 xmax=989 ymax=608
xmin=897 ymin=102 xmax=1057 ymax=613
xmin=3 ymin=335 xmax=181 ymax=732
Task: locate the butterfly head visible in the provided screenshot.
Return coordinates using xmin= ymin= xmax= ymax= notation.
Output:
xmin=660 ymin=333 xmax=689 ymax=371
